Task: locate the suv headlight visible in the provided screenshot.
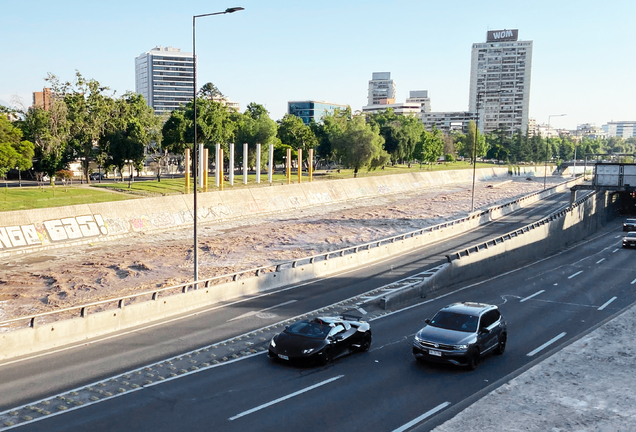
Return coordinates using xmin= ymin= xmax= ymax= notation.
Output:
xmin=270 ymin=337 xmax=276 ymax=347
xmin=453 ymin=344 xmax=468 ymax=350
xmin=302 ymin=348 xmax=314 ymax=354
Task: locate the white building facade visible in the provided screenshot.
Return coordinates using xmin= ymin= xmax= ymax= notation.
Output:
xmin=135 ymin=46 xmax=195 ymax=115
xmin=469 ymin=30 xmax=533 ymax=135
xmin=421 ymin=112 xmax=478 ymax=134
xmin=406 ymin=90 xmax=431 ymax=113
xmin=367 ymin=72 xmax=396 ymax=106
xmin=603 ymin=121 xmax=636 ymax=138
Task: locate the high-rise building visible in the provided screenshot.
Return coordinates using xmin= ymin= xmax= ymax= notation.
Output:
xmin=367 ymin=72 xmax=396 ymax=106
xmin=288 ymin=101 xmax=349 ymax=124
xmin=32 ymin=88 xmax=52 ymax=110
xmin=135 ymin=46 xmax=194 ymax=115
xmin=421 ymin=112 xmax=477 ymax=134
xmin=469 ymin=30 xmax=533 ymax=135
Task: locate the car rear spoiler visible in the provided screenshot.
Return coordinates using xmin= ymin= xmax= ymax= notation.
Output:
xmin=341 ymin=312 xmax=363 ymax=322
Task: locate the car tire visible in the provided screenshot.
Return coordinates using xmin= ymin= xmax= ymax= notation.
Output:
xmin=467 ymin=348 xmax=480 ymax=370
xmin=360 ymin=332 xmax=372 ymax=352
xmin=495 ymin=334 xmax=506 ymax=355
xmin=321 ymin=347 xmax=332 ymax=365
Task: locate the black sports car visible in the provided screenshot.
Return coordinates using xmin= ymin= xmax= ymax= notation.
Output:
xmin=268 ymin=314 xmax=372 ymax=365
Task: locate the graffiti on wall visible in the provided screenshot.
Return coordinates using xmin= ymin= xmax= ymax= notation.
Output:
xmin=0 ymin=214 xmax=108 ymax=250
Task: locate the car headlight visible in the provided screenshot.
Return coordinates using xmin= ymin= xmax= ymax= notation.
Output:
xmin=414 ymin=335 xmax=423 ymax=343
xmin=270 ymin=337 xmax=276 ymax=347
xmin=302 ymin=348 xmax=314 ymax=354
xmin=453 ymin=344 xmax=468 ymax=350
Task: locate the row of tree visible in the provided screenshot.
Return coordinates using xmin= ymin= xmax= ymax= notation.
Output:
xmin=2 ymin=72 xmax=636 ymax=183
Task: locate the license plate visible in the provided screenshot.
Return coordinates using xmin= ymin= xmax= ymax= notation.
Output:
xmin=429 ymin=350 xmax=442 ymax=357
xmin=278 ymin=354 xmax=289 ymax=360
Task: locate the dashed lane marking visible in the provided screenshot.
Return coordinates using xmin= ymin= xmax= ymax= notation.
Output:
xmin=520 ymin=290 xmax=545 ymax=303
xmin=596 ymin=258 xmax=605 ymax=264
xmin=392 ymin=402 xmax=451 ymax=432
xmin=568 ymin=271 xmax=583 ymax=279
xmin=598 ymin=297 xmax=617 ymax=311
xmin=527 ymin=332 xmax=567 ymax=357
xmin=228 ymin=375 xmax=344 ymax=421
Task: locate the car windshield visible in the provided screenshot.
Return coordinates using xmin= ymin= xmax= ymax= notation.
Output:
xmin=627 ymin=232 xmax=636 ymax=238
xmin=285 ymin=321 xmax=331 ymax=339
xmin=627 ymin=219 xmax=636 ymax=224
xmin=429 ymin=311 xmax=478 ymax=332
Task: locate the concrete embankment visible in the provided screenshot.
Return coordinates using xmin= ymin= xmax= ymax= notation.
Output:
xmin=380 ymin=188 xmax=617 ymax=310
xmin=0 ymin=166 xmax=553 ymax=258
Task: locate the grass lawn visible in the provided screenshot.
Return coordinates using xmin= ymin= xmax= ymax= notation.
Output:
xmin=1 ymin=162 xmax=505 ymax=211
xmin=0 ymin=184 xmax=136 ymax=211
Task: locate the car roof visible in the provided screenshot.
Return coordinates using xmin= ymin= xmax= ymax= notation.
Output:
xmin=440 ymin=302 xmax=496 ymax=315
xmin=626 ymin=219 xmax=636 ymax=223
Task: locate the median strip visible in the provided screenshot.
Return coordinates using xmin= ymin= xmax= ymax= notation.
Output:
xmin=228 ymin=375 xmax=344 ymax=421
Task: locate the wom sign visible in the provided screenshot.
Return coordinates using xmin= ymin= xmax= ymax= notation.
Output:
xmin=0 ymin=215 xmax=108 ymax=250
xmin=486 ymin=29 xmax=518 ymax=42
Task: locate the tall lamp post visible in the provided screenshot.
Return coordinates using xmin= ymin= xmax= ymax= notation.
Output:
xmin=543 ymin=114 xmax=567 ymax=189
xmin=192 ymin=6 xmax=244 ymax=283
xmin=471 ymin=89 xmax=503 ymax=212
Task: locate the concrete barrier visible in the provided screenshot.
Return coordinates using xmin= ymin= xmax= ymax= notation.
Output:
xmin=380 ymin=189 xmax=616 ymax=310
xmin=0 ymin=175 xmax=570 ymax=360
xmin=0 ymin=166 xmax=558 ymax=257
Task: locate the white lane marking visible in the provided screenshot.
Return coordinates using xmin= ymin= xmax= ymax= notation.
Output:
xmin=228 ymin=375 xmax=344 ymax=421
xmin=356 ymin=307 xmax=367 ymax=315
xmin=392 ymin=402 xmax=451 ymax=432
xmin=520 ymin=290 xmax=545 ymax=303
xmin=632 ymin=278 xmax=636 ymax=285
xmin=596 ymin=258 xmax=605 ymax=264
xmin=227 ymin=300 xmax=297 ymax=322
xmin=615 ymin=235 xmax=621 ymax=238
xmin=598 ymin=297 xmax=617 ymax=311
xmin=568 ymin=271 xmax=583 ymax=279
xmin=613 ymin=249 xmax=619 ymax=253
xmin=527 ymin=332 xmax=567 ymax=357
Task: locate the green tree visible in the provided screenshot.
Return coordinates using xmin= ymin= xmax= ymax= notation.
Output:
xmin=198 ymin=82 xmax=224 ymax=98
xmin=236 ymin=103 xmax=278 ymax=168
xmin=419 ymin=126 xmax=445 ymax=164
xmin=63 ymin=72 xmax=115 ymax=184
xmin=466 ymin=121 xmax=486 ymax=161
xmin=277 ymin=114 xmax=318 ymax=151
xmin=329 ymin=115 xmax=387 ymax=177
xmin=0 ymin=115 xmax=34 ymax=179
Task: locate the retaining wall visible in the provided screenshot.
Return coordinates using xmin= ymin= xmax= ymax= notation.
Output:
xmin=0 ymin=166 xmax=554 ymax=257
xmin=380 ymin=189 xmax=617 ymax=309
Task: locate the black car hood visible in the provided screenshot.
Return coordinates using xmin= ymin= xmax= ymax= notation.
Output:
xmin=273 ymin=332 xmax=327 ymax=356
xmin=417 ymin=325 xmax=475 ymax=345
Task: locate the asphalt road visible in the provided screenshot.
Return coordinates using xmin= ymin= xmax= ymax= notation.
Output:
xmin=0 ymin=191 xmax=589 ymax=418
xmin=11 ymin=215 xmax=634 ymax=432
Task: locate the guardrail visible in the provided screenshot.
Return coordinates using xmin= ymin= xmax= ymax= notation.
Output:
xmin=0 ymin=177 xmax=581 ymax=332
xmin=445 ymin=189 xmax=593 ymax=263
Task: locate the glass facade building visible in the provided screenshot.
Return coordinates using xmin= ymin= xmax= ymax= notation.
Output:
xmin=288 ymin=101 xmax=349 ymax=125
xmin=135 ymin=47 xmax=195 ymax=115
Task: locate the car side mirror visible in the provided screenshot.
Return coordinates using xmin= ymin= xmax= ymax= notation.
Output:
xmin=480 ymin=327 xmax=490 ymax=334
xmin=334 ymin=335 xmax=343 ymax=341
xmin=424 ymin=318 xmax=431 ymax=324
xmin=284 ymin=325 xmax=289 ymax=329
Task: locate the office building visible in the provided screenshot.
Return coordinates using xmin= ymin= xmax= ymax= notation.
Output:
xmin=135 ymin=46 xmax=195 ymax=115
xmin=32 ymin=88 xmax=52 ymax=110
xmin=406 ymin=90 xmax=431 ymax=113
xmin=288 ymin=101 xmax=349 ymax=124
xmin=361 ymin=102 xmax=421 ymax=116
xmin=469 ymin=29 xmax=533 ymax=135
xmin=421 ymin=112 xmax=478 ymax=134
xmin=367 ymin=72 xmax=396 ymax=106
xmin=603 ymin=121 xmax=636 ymax=138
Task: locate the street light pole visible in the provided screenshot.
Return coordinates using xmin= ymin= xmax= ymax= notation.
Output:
xmin=543 ymin=114 xmax=567 ymax=189
xmin=192 ymin=6 xmax=244 ymax=283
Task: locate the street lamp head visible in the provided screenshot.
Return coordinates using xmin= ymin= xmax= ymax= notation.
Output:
xmin=225 ymin=7 xmax=244 ymax=13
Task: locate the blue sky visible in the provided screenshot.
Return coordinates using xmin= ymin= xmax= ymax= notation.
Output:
xmin=1 ymin=0 xmax=634 ymax=130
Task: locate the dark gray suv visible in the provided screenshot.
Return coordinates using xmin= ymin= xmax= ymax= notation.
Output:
xmin=412 ymin=302 xmax=507 ymax=370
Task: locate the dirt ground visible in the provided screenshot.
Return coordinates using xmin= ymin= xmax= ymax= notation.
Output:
xmin=0 ymin=177 xmax=550 ymax=322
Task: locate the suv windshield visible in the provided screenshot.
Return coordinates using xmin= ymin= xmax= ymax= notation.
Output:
xmin=285 ymin=321 xmax=331 ymax=339
xmin=429 ymin=311 xmax=479 ymax=332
